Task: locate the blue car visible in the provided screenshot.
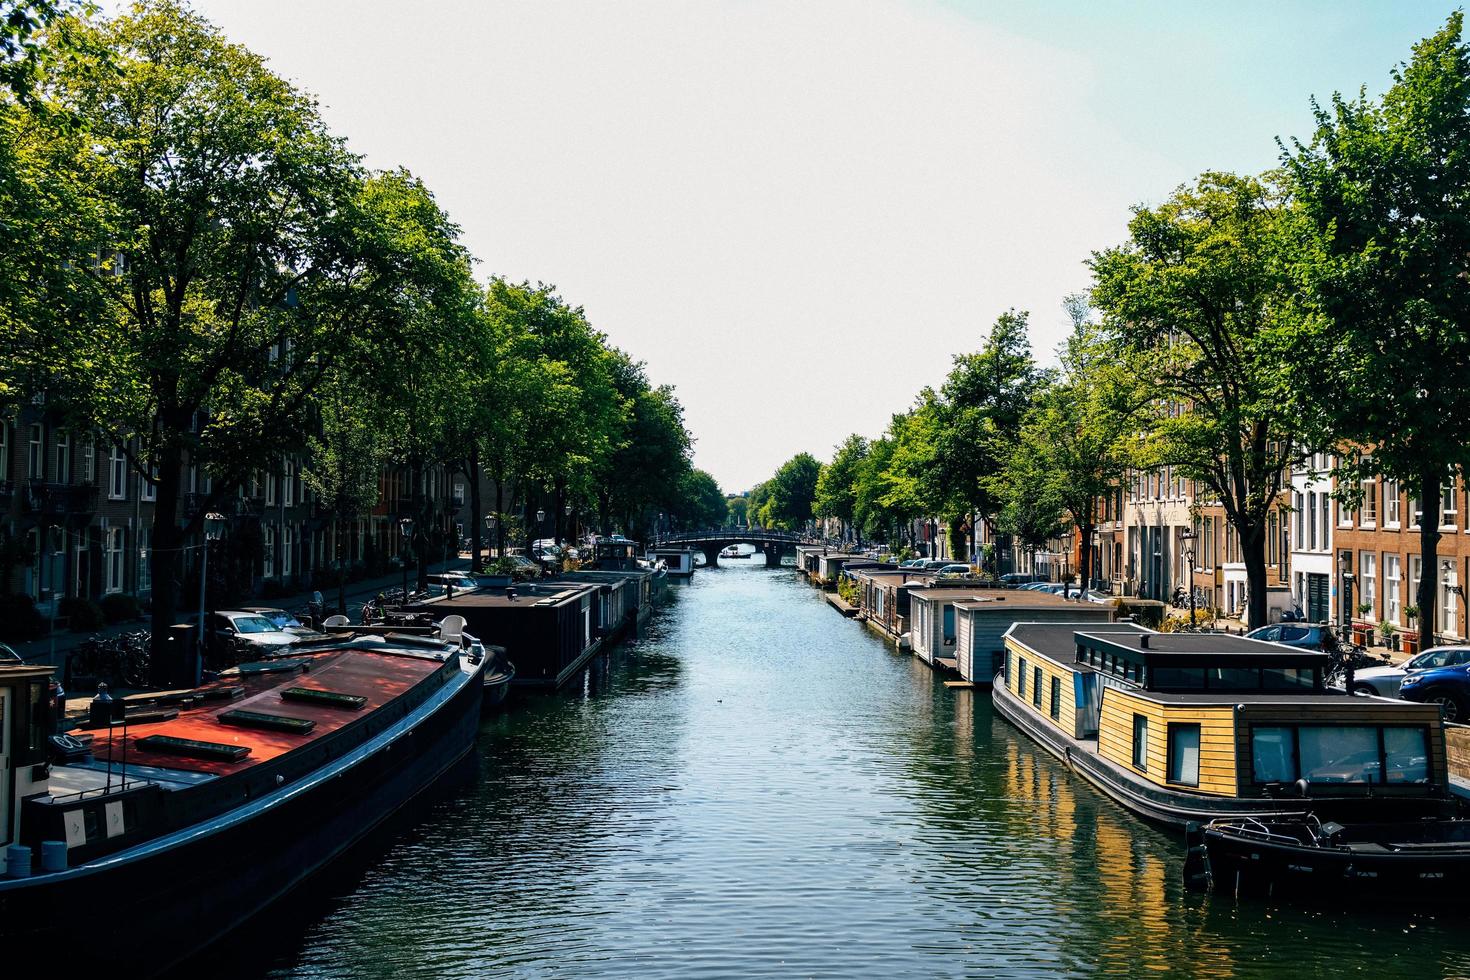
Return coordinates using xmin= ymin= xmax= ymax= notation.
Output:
xmin=1398 ymin=663 xmax=1470 ymax=722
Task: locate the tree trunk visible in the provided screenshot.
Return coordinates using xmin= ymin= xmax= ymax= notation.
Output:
xmin=1078 ymin=522 xmax=1094 ymax=597
xmin=148 ymin=441 xmax=186 ymax=662
xmin=334 ymin=517 xmax=346 ymax=615
xmin=468 ymin=444 xmax=483 ymax=574
xmin=1241 ymin=520 xmax=1269 ymax=630
xmin=1418 ymin=467 xmax=1442 ymax=645
xmin=411 ymin=459 xmax=428 ymax=592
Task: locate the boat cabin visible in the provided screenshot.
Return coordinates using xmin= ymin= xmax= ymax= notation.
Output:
xmin=795 ymin=546 xmax=823 ymax=578
xmin=649 ymin=547 xmax=697 ymax=578
xmin=547 ymin=571 xmax=637 ymax=640
xmin=409 ymin=582 xmax=602 ymax=688
xmin=0 ymin=663 xmax=56 ymax=877
xmin=850 ymin=568 xmax=936 ymax=641
xmin=953 ymin=593 xmax=1114 ymax=685
xmin=814 ymin=553 xmax=866 ymax=588
xmin=591 ymin=537 xmax=641 ymax=571
xmin=1001 ymin=623 xmax=1447 ymax=801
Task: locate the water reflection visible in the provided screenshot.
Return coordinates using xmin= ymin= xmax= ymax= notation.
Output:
xmin=236 ymin=562 xmax=1470 ymax=979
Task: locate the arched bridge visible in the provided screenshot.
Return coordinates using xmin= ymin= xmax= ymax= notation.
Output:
xmin=653 ymin=528 xmax=809 ymax=568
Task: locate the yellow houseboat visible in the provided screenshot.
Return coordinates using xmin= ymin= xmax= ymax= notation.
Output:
xmin=994 ymin=622 xmax=1453 ymax=827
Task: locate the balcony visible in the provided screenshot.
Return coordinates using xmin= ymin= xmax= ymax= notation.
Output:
xmin=24 ymin=480 xmax=98 ymax=519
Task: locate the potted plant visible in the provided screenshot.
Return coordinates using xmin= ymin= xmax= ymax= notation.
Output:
xmin=1404 ymin=605 xmax=1420 ymax=656
xmin=479 ymin=556 xmax=516 ymax=587
xmin=1354 ymin=603 xmax=1374 ymax=645
xmin=1378 ymin=618 xmax=1397 ymax=651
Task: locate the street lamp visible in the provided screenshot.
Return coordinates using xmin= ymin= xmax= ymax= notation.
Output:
xmin=199 ymin=512 xmax=226 ymax=676
xmin=399 ymin=517 xmax=414 ymax=600
xmin=1179 ymin=530 xmax=1198 ymax=628
xmin=1338 ymin=550 xmax=1355 ymax=642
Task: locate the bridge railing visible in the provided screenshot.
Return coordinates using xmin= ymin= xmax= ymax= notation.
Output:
xmin=653 ymin=527 xmax=811 ymax=545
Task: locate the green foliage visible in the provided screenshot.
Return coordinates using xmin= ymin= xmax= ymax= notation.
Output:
xmin=1278 ymin=12 xmax=1470 ymax=639
xmin=671 ymin=468 xmax=726 ymax=529
xmin=813 ymin=434 xmax=867 ymax=531
xmin=725 ymin=495 xmax=748 ymax=526
xmin=750 ymin=453 xmax=821 ymax=530
xmin=1090 ymin=172 xmax=1302 ymax=627
xmin=98 ymin=592 xmax=140 ymax=623
xmin=58 ymin=595 xmax=102 ymax=630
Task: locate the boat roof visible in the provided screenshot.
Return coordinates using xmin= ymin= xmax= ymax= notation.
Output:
xmin=1005 ymin=622 xmax=1151 ymax=667
xmin=952 ymin=590 xmax=1111 ymax=614
xmin=64 ymin=642 xmax=450 ymax=781
xmin=1077 ymin=629 xmax=1329 ymax=666
xmin=416 ymin=583 xmax=597 ymax=610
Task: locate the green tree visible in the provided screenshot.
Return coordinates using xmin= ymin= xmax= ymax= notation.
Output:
xmin=1091 ymin=172 xmax=1302 ymax=628
xmin=752 ymin=453 xmax=821 ymax=530
xmin=1280 ymin=13 xmax=1470 ymax=641
xmin=29 ymin=0 xmax=383 ymax=652
xmin=813 ymin=434 xmax=868 ymax=542
xmin=726 ymin=495 xmax=748 ymax=527
xmin=998 ymin=299 xmax=1144 ymax=593
xmin=670 ymin=468 xmax=725 ymax=530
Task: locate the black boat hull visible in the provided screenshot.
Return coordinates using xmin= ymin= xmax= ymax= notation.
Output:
xmin=0 ymin=657 xmax=485 ymax=976
xmin=1200 ymin=826 xmax=1470 ymax=897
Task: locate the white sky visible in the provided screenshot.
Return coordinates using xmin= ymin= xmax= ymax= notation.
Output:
xmin=137 ymin=1 xmax=1449 ymax=492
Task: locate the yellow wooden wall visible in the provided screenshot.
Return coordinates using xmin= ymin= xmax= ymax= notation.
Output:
xmin=1097 ymin=688 xmax=1239 ymax=797
xmin=1004 ymin=639 xmax=1082 ymax=737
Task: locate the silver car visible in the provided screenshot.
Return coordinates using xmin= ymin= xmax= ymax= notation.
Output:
xmin=1352 ymin=645 xmax=1470 ymax=697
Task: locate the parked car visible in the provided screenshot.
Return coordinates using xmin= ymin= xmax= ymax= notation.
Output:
xmin=1398 ymin=662 xmax=1470 ymax=721
xmin=1077 ymin=589 xmax=1115 ymax=604
xmin=1245 ymin=623 xmax=1335 ymax=652
xmin=999 ymin=573 xmax=1041 ymax=587
xmin=899 ymin=559 xmax=925 ymax=568
xmin=935 ymin=563 xmax=975 ymax=579
xmin=239 ymin=606 xmax=319 ymax=637
xmin=427 ymin=571 xmax=477 ymax=593
xmin=1351 ymin=645 xmax=1470 ymax=698
xmin=208 ymin=611 xmax=300 ymax=654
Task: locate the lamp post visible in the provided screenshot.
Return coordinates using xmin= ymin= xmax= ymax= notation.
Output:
xmin=1338 ymin=550 xmax=1355 ymax=643
xmin=399 ymin=517 xmax=414 ymax=600
xmin=484 ymin=512 xmax=497 ymax=559
xmin=199 ymin=512 xmax=225 ymax=674
xmin=565 ymin=502 xmax=573 ymax=552
xmin=1180 ymin=530 xmax=1198 ymax=629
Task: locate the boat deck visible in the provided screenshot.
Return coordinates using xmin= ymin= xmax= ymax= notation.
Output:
xmin=71 ymin=643 xmax=448 ymax=779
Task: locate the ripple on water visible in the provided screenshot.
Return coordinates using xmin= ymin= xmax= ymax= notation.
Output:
xmin=235 ymin=565 xmax=1470 ymax=979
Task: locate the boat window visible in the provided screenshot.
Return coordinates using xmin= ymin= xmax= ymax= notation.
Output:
xmin=1032 ymin=667 xmax=1042 ymax=707
xmin=1167 ymin=723 xmax=1201 ymax=786
xmin=1251 ymin=726 xmax=1296 ymax=783
xmin=1299 ymin=726 xmax=1381 ymax=784
xmin=1132 ymin=714 xmax=1148 ymax=771
xmin=1017 ymin=658 xmax=1027 ymax=699
xmin=1150 ymin=667 xmax=1206 ymax=689
xmin=1384 ymin=727 xmax=1431 ymax=784
xmin=1208 ymin=667 xmax=1260 ymax=690
xmin=1049 ymin=677 xmax=1061 ymax=720
xmin=1262 ymin=667 xmax=1315 ymax=690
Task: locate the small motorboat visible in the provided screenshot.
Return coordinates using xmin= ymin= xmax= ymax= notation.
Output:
xmin=1185 ymin=813 xmax=1470 ymax=898
xmin=481 ymin=644 xmax=516 ymax=709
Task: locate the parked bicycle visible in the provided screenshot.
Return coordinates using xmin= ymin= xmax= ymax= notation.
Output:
xmin=66 ymin=630 xmax=152 ymax=691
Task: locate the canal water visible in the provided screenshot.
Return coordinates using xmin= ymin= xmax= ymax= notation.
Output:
xmin=240 ymin=561 xmax=1469 ymax=978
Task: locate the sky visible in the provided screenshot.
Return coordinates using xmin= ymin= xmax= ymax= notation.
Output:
xmin=149 ymin=1 xmax=1455 ymax=492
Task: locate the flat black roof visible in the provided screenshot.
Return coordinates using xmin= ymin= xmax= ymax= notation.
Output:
xmin=1078 ymin=630 xmax=1328 ymax=666
xmin=1006 ymin=622 xmax=1149 ymax=667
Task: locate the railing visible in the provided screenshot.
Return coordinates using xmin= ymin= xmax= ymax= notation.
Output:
xmin=24 ymin=480 xmax=98 ymax=517
xmin=654 ymin=527 xmax=808 ymax=545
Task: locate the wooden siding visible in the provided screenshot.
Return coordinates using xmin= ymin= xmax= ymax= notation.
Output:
xmin=1003 ymin=636 xmax=1084 ymax=737
xmin=1097 ymin=688 xmax=1239 ymax=797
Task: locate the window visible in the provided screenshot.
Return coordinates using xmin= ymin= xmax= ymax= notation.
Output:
xmin=1360 ymin=552 xmax=1376 ymax=617
xmin=1032 ymin=666 xmax=1042 ymax=708
xmin=1319 ymin=494 xmax=1330 ymax=550
xmin=265 ymin=471 xmax=276 ymax=507
xmin=1385 ymin=479 xmax=1401 ymax=527
xmin=1251 ymin=725 xmax=1431 ymax=785
xmin=1049 ymin=677 xmax=1061 ymax=720
xmin=1441 ymin=562 xmax=1458 ymax=637
xmin=0 ymin=421 xmax=7 ymax=481
xmin=1167 ymin=724 xmax=1201 ymax=786
xmin=1132 ymin=714 xmax=1149 ymax=771
xmin=140 ymin=462 xmax=156 ymax=502
xmin=1339 ymin=498 xmax=1354 ymax=527
xmin=1017 ymin=657 xmax=1026 ymax=699
xmin=1386 ymin=555 xmax=1402 ymax=624
xmin=282 ymin=525 xmax=293 ymax=578
xmin=1361 ymin=474 xmax=1377 ymax=525
xmin=108 ymin=445 xmax=127 ymax=500
xmin=54 ymin=430 xmax=69 ymax=484
xmin=79 ymin=436 xmax=93 ymax=483
xmin=27 ymin=423 xmax=43 ymax=478
xmin=1307 ymin=492 xmax=1317 ymax=551
xmin=1443 ymin=480 xmax=1459 ymax=529
xmin=282 ymin=459 xmax=295 ymax=506
xmin=263 ymin=525 xmax=275 ymax=578
xmin=1411 ymin=555 xmax=1423 ymax=618
xmin=1411 ymin=492 xmax=1423 ymax=529
xmin=104 ymin=527 xmax=124 ymax=594
xmin=138 ymin=528 xmax=151 ymax=592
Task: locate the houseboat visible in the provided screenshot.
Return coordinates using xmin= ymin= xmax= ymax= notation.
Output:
xmin=851 ymin=567 xmax=935 ymax=645
xmin=812 ymin=552 xmax=871 ymax=590
xmin=409 ymin=581 xmax=603 ymax=689
xmin=649 ymin=547 xmax=697 ymax=578
xmin=994 ymin=622 xmax=1453 ymax=828
xmin=547 ymin=570 xmax=637 ymax=642
xmin=795 ymin=545 xmax=824 ymax=578
xmin=953 ymin=592 xmax=1114 ymax=686
xmin=0 ymin=633 xmax=487 ymax=971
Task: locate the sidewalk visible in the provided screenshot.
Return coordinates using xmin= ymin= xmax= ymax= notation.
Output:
xmin=11 ymin=556 xmax=470 ymax=670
